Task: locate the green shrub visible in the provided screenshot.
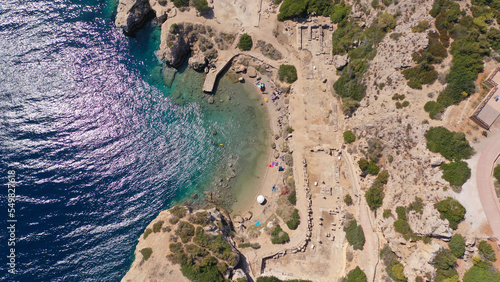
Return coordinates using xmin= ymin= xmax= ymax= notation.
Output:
xmin=367 ymin=161 xmax=380 ymax=175
xmin=448 ymin=234 xmax=465 ymax=258
xmin=383 ymin=209 xmax=392 ymax=218
xmin=277 ymin=0 xmax=308 ymax=21
xmin=396 ymin=206 xmax=407 ymax=220
xmin=171 ymin=205 xmax=187 ymax=218
xmin=141 ymin=248 xmax=153 ymax=261
xmin=463 ymin=265 xmax=500 ymax=282
xmin=409 ymin=197 xmax=424 ymax=214
xmin=344 ymin=266 xmax=367 ymax=282
xmin=478 ymin=240 xmax=497 ymax=262
xmin=330 ymin=2 xmax=350 ymax=24
xmin=173 ymin=0 xmax=189 ymax=7
xmin=424 ymin=101 xmax=445 ymax=119
xmin=433 ymin=248 xmax=458 ymax=282
xmin=176 ymin=221 xmax=195 ymax=243
xmin=380 ymin=245 xmax=406 ymax=281
xmin=193 ymin=0 xmax=209 ymax=13
xmin=278 ymin=64 xmax=298 ymax=83
xmin=377 ymin=170 xmax=389 ymax=184
xmin=392 ymin=263 xmax=407 ymax=281
xmin=343 ymin=130 xmax=356 ymax=144
xmin=144 ymin=228 xmax=153 ymax=239
xmin=402 ymin=101 xmax=410 ymax=107
xmin=238 ymin=243 xmax=251 ymax=248
xmin=344 ymin=219 xmax=365 ymax=250
xmin=288 ymin=189 xmax=297 ymax=205
xmin=344 ymin=194 xmax=353 ymax=206
xmin=307 ymin=0 xmax=333 ymax=16
xmin=286 ymin=209 xmax=300 ymax=230
xmin=366 ymin=181 xmax=384 ymax=210
xmin=402 ymin=63 xmax=438 ymax=89
xmin=238 ymin=34 xmax=253 ymax=51
xmin=394 ymin=219 xmax=411 ymax=235
xmin=188 ymin=211 xmax=211 ymax=226
xmin=434 ymin=197 xmax=466 ymax=229
xmin=441 ymin=161 xmax=471 ymax=187
xmin=271 ymin=225 xmax=290 ymax=244
xmin=153 ymin=221 xmax=164 ymax=233
xmin=378 ymin=13 xmax=397 ymax=32
xmin=425 ymin=126 xmax=474 ymax=161
xmin=494 ymin=164 xmax=500 ymax=183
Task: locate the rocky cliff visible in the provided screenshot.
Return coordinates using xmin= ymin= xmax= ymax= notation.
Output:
xmin=115 ymin=0 xmax=155 ymax=36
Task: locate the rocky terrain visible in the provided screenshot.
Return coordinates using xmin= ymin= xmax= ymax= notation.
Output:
xmin=122 ymin=205 xmax=242 ymax=281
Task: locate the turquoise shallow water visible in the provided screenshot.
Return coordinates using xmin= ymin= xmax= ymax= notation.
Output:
xmin=0 ymin=0 xmax=268 ymax=280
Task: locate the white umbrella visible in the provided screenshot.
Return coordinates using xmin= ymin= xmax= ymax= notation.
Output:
xmin=257 ymin=195 xmax=265 ymax=204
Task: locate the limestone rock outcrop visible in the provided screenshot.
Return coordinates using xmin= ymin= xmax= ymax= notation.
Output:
xmin=115 ymin=0 xmax=154 ymax=36
xmin=333 ymin=54 xmax=349 ymax=70
xmin=407 ymin=204 xmax=452 ymax=240
xmin=188 ymin=51 xmax=208 ymax=72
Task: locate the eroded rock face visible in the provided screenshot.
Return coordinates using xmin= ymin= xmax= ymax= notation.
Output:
xmin=333 ymin=54 xmax=349 ymax=70
xmin=407 ymin=204 xmax=452 ymax=240
xmin=188 ymin=51 xmax=208 ymax=72
xmin=115 ymin=0 xmax=155 ymax=36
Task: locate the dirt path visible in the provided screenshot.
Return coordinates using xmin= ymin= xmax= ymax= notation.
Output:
xmin=343 ymin=151 xmax=379 ymax=282
xmin=475 ymin=132 xmax=500 ymax=247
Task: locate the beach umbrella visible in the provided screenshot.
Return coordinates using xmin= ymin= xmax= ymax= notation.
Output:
xmin=257 ymin=195 xmax=265 ymax=204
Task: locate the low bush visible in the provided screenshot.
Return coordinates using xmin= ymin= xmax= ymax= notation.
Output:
xmin=432 ymin=248 xmax=458 ymax=282
xmin=380 ymin=245 xmax=407 ymax=281
xmin=141 ymin=248 xmax=153 ymax=261
xmin=402 ymin=63 xmax=438 ymax=89
xmin=366 ymin=181 xmax=384 ymax=210
xmin=271 ymin=225 xmax=290 ymax=244
xmin=396 ymin=206 xmax=407 ymax=220
xmin=176 ymin=221 xmax=195 ymax=243
xmin=434 ymin=197 xmax=466 ymax=229
xmin=441 ymin=161 xmax=471 ymax=187
xmin=409 ymin=197 xmax=424 ymax=214
xmin=425 ymin=126 xmax=474 ymax=161
xmin=478 ymin=240 xmax=497 ymax=262
xmin=377 ymin=170 xmax=389 ymax=184
xmin=424 ymin=101 xmax=444 ymax=119
xmin=494 ymin=164 xmax=500 ymax=183
xmin=143 ymin=228 xmax=153 ymax=239
xmin=463 ymin=265 xmax=500 ymax=282
xmin=173 ymin=0 xmax=189 ymax=8
xmin=277 ymin=0 xmax=308 ymax=21
xmin=383 ymin=209 xmax=392 ymax=218
xmin=344 ymin=194 xmax=353 ymax=206
xmin=344 ymin=266 xmax=367 ymax=282
xmin=394 ymin=219 xmax=411 ymax=235
xmin=171 ymin=205 xmax=187 ymax=218
xmin=238 ymin=34 xmax=253 ymax=51
xmin=344 ymin=219 xmax=365 ymax=250
xmin=288 ymin=189 xmax=297 ymax=205
xmin=449 ymin=234 xmax=465 ymax=258
xmin=286 ymin=209 xmax=300 ymax=230
xmin=343 ymin=130 xmax=356 ymax=144
xmin=153 ymin=221 xmax=164 ymax=233
xmin=193 ymin=0 xmax=209 ymax=13
xmin=279 ymin=64 xmax=298 ymax=83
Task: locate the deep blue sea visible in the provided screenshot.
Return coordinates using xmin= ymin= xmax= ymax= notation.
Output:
xmin=0 ymin=0 xmax=268 ymax=280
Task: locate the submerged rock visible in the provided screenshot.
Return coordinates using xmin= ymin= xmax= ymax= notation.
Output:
xmin=162 ymin=66 xmax=177 ymax=88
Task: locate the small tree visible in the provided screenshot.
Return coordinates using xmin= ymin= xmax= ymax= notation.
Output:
xmin=344 ymin=194 xmax=353 ymax=206
xmin=238 ymin=34 xmax=253 ymax=51
xmin=449 ymin=234 xmax=465 ymax=258
xmin=343 ymin=130 xmax=356 ymax=143
xmin=193 ymin=0 xmax=209 ymax=13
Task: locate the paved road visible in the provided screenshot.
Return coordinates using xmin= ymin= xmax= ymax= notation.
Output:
xmin=476 ymin=136 xmax=500 ymax=245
